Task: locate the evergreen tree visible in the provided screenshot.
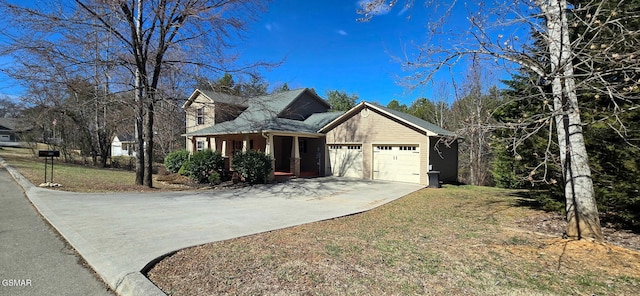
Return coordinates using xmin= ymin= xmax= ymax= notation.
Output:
xmin=407 ymin=98 xmax=436 ymax=122
xmin=386 ymin=99 xmax=408 ymax=113
xmin=326 ymin=90 xmax=358 ymax=111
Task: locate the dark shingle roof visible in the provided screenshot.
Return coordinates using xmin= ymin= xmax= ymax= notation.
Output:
xmin=0 ymin=118 xmax=19 ymax=130
xmin=115 ymin=133 xmax=136 ymax=142
xmin=184 ymin=89 xmax=339 ymax=136
xmin=374 ymin=104 xmax=455 ymax=136
xmin=197 ymin=90 xmax=248 ymax=107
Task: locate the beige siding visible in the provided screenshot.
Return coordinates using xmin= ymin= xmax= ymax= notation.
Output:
xmin=325 ymin=108 xmax=430 ymax=185
xmin=185 ymin=94 xmax=215 ymax=134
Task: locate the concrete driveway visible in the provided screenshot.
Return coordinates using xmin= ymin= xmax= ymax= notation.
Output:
xmin=6 ymin=164 xmax=423 ymax=295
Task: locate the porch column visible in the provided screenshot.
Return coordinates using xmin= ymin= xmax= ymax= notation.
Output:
xmin=190 ymin=137 xmax=197 ymax=153
xmin=243 ymin=135 xmax=249 ymax=152
xmin=221 ymin=140 xmax=231 ymax=172
xmin=221 ymin=140 xmax=227 ymax=157
xmin=290 ymin=135 xmax=300 ymax=177
xmin=211 ymin=137 xmax=217 ymax=152
xmin=206 ymin=136 xmax=212 ymax=150
xmin=265 ymin=133 xmax=275 ymax=180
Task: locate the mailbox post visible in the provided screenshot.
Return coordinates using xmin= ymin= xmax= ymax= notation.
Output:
xmin=38 ymin=150 xmax=60 ymax=184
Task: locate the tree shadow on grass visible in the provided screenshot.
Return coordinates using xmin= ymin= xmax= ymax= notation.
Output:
xmin=506 ymin=190 xmax=555 ymax=212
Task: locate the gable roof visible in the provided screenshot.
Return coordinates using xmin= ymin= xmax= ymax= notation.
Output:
xmin=0 ymin=118 xmax=19 ymax=131
xmin=183 ymin=112 xmax=344 ymax=136
xmin=183 ymin=89 xmax=338 ymax=136
xmin=182 ymin=88 xmax=330 ymax=115
xmin=182 ymin=89 xmax=248 ymax=109
xmin=319 ymin=102 xmax=455 ymax=137
xmin=114 ymin=133 xmax=136 ymax=142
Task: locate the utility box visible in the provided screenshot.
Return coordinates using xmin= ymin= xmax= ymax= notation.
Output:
xmin=427 ymin=170 xmax=441 ymax=188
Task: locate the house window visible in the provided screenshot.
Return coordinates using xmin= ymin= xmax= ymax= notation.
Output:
xmin=376 ymin=146 xmax=392 ymax=150
xmin=196 ymin=107 xmax=205 ymax=125
xmin=232 ymin=140 xmax=253 ymax=154
xmin=400 ymin=146 xmax=417 ymax=151
xmin=233 ymin=140 xmax=244 ymax=151
xmin=347 ymin=145 xmax=361 ymax=150
xmin=196 ymin=140 xmax=205 ymax=151
xmin=329 ymin=145 xmax=341 ymax=150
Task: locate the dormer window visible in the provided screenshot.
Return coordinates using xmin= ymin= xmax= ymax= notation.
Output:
xmin=196 ymin=107 xmax=205 ymax=125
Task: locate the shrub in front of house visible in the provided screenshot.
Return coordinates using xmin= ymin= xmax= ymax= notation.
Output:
xmin=178 ymin=163 xmax=188 ymax=176
xmin=180 ymin=149 xmax=223 ymax=183
xmin=232 ymin=150 xmax=273 ymax=184
xmin=164 ymin=149 xmax=190 ymax=173
xmin=111 ymin=156 xmax=136 ymax=171
xmin=208 ymin=171 xmax=221 ymax=185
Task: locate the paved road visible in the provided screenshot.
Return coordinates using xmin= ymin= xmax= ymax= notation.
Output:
xmin=0 ymin=167 xmax=114 ymax=296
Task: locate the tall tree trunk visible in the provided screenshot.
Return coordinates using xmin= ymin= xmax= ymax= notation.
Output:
xmin=543 ymin=0 xmax=603 ymax=241
xmin=134 ymin=68 xmax=145 ymax=185
xmin=133 ymin=0 xmax=145 ymax=186
xmin=144 ymin=95 xmax=154 ymax=187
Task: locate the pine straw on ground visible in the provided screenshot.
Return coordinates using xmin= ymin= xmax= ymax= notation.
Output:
xmin=147 ymin=186 xmax=640 ymax=296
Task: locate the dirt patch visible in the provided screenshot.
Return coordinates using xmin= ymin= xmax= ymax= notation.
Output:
xmin=515 ymin=211 xmax=640 ymax=251
xmin=147 ymin=187 xmax=640 ymax=295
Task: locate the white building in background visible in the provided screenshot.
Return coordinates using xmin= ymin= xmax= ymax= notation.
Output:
xmin=111 ymin=134 xmax=137 ymax=157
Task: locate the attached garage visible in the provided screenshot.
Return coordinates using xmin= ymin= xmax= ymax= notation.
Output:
xmin=373 ymin=145 xmax=420 ymax=183
xmin=327 ymin=144 xmax=363 ymax=178
xmin=320 ymin=102 xmax=458 ymax=186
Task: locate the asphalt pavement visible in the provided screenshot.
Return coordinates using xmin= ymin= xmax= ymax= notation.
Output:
xmin=0 ymin=167 xmax=114 ymax=296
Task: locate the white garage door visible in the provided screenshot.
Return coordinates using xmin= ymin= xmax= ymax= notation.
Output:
xmin=373 ymin=145 xmax=421 ymax=183
xmin=328 ymin=145 xmax=363 ymax=178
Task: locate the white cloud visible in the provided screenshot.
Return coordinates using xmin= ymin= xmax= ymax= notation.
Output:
xmin=358 ymin=0 xmax=392 ymax=16
xmin=265 ymin=22 xmax=281 ymax=32
xmin=337 ymin=30 xmax=348 ymax=36
xmin=397 ymin=6 xmax=409 ymax=16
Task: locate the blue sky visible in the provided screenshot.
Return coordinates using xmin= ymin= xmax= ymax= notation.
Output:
xmin=239 ymin=0 xmax=465 ymax=105
xmin=0 ymin=0 xmax=508 ymax=106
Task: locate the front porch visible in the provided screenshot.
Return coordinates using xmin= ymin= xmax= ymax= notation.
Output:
xmin=187 ymin=132 xmax=325 ymax=180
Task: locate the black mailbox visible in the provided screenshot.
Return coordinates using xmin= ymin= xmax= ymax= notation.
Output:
xmin=38 ymin=150 xmax=60 ymax=157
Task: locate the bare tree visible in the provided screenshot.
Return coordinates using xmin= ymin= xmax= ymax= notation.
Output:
xmin=431 ymin=81 xmax=452 ymax=129
xmin=1 ymin=0 xmax=272 ymax=187
xmin=357 ymin=0 xmax=640 ymax=241
xmin=0 ymin=95 xmax=24 ymax=118
xmin=449 ymin=57 xmax=500 ymax=186
xmin=0 ymin=3 xmax=116 ymax=167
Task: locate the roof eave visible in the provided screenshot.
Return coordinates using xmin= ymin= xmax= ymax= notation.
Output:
xmin=319 ymin=102 xmax=454 ymax=136
xmin=182 ymin=89 xmax=205 ymax=109
xmin=182 ymin=129 xmax=323 ymax=138
xmin=318 ymin=102 xmax=366 ymax=133
xmin=278 ymin=88 xmax=331 ymax=117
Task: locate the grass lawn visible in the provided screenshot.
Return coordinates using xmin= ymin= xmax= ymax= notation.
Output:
xmin=147 ymin=186 xmax=640 ymax=295
xmin=0 ymin=146 xmax=187 ymax=192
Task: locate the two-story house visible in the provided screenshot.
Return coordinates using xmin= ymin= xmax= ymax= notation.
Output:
xmin=182 ymin=88 xmax=459 ymax=186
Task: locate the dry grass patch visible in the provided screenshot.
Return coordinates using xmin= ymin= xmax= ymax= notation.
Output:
xmin=148 ymin=186 xmax=640 ymax=295
xmin=0 ymin=146 xmax=186 ymax=192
